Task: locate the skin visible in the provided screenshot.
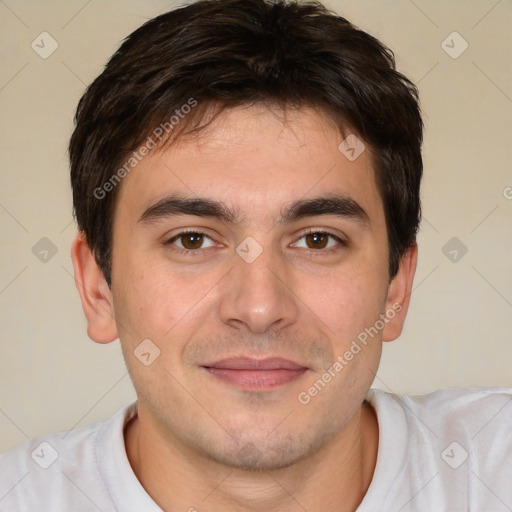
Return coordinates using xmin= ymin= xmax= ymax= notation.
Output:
xmin=72 ymin=104 xmax=417 ymax=512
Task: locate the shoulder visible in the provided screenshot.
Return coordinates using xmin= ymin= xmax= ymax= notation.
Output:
xmin=364 ymin=387 xmax=512 ymax=511
xmin=368 ymin=386 xmax=512 ymax=435
xmin=399 ymin=387 xmax=512 ymax=472
xmin=0 ymin=403 xmax=136 ymax=512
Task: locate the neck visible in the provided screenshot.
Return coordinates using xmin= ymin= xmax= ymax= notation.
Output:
xmin=124 ymin=401 xmax=378 ymax=512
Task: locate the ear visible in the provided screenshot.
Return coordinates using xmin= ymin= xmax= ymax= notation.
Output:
xmin=381 ymin=243 xmax=418 ymax=342
xmin=70 ymin=231 xmax=118 ymax=344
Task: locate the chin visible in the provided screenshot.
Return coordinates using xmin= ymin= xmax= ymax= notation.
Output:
xmin=207 ymin=445 xmax=305 ymax=472
xmin=198 ymin=426 xmax=332 ymax=472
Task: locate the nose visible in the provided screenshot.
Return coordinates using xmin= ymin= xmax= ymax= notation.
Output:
xmin=218 ymin=243 xmax=299 ymax=334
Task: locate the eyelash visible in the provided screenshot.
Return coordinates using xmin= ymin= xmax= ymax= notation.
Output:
xmin=164 ymin=228 xmax=347 ymax=256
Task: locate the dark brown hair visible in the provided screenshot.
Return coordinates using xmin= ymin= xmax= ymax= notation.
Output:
xmin=69 ymin=0 xmax=423 ymax=287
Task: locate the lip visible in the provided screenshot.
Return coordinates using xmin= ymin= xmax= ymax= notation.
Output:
xmin=202 ymin=357 xmax=308 ymax=391
xmin=202 ymin=357 xmax=307 ymax=371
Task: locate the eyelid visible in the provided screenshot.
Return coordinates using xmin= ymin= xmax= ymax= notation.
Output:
xmin=297 ymin=227 xmax=346 ymax=239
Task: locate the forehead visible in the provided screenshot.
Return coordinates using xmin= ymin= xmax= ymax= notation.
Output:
xmin=114 ymin=104 xmax=384 ymax=225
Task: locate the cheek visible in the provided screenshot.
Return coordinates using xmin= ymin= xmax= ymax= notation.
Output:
xmin=305 ymin=262 xmax=388 ymax=342
xmin=112 ymin=253 xmax=221 ymax=350
xmin=112 ymin=259 xmax=176 ymax=343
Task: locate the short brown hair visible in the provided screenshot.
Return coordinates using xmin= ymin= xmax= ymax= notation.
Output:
xmin=69 ymin=0 xmax=423 ymax=287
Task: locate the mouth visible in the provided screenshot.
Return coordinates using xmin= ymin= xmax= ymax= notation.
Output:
xmin=201 ymin=357 xmax=308 ymax=391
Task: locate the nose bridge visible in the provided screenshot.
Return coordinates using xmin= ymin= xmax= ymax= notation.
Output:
xmin=218 ymin=239 xmax=298 ymax=333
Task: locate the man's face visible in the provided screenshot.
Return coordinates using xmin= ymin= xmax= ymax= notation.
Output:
xmin=109 ymin=104 xmax=395 ymax=470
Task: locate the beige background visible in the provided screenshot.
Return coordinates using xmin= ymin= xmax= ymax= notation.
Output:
xmin=0 ymin=0 xmax=511 ymax=453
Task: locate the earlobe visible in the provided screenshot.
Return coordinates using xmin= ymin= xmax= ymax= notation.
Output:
xmin=70 ymin=232 xmax=118 ymax=344
xmin=382 ymin=243 xmax=418 ymax=342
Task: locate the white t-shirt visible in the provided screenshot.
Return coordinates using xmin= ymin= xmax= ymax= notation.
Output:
xmin=1 ymin=387 xmax=511 ymax=511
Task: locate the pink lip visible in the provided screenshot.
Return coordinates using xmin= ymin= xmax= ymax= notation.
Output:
xmin=203 ymin=357 xmax=306 ymax=371
xmin=202 ymin=357 xmax=308 ymax=391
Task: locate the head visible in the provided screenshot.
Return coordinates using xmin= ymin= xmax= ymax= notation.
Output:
xmin=70 ymin=0 xmax=421 ymax=470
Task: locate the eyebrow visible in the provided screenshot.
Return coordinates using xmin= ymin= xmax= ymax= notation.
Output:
xmin=137 ymin=193 xmax=370 ymax=227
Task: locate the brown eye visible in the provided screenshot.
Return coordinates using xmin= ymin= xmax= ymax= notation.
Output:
xmin=166 ymin=231 xmax=216 ymax=251
xmin=291 ymin=231 xmax=346 ymax=251
xmin=180 ymin=232 xmax=204 ymax=249
xmin=304 ymin=232 xmax=329 ymax=249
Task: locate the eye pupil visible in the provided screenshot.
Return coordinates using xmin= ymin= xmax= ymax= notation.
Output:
xmin=306 ymin=233 xmax=328 ymax=249
xmin=182 ymin=233 xmax=203 ymax=249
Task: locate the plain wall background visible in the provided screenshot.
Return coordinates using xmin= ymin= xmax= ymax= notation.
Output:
xmin=0 ymin=0 xmax=510 ymax=453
